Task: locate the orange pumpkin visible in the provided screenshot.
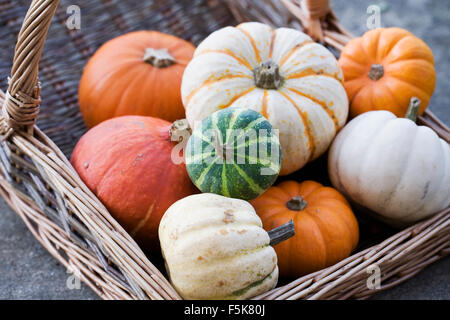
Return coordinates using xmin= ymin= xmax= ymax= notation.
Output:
xmin=338 ymin=27 xmax=436 ymax=118
xmin=78 ymin=31 xmax=196 ymax=128
xmin=250 ymin=180 xmax=359 ymax=278
xmin=70 ymin=116 xmax=197 ymax=251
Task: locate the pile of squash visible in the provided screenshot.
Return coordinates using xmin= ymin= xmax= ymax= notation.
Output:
xmin=71 ymin=23 xmax=450 ymax=300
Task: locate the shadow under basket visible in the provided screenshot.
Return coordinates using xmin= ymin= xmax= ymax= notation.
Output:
xmin=0 ymin=0 xmax=449 ymax=300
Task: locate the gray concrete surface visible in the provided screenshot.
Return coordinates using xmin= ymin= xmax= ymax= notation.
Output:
xmin=0 ymin=0 xmax=448 ymax=300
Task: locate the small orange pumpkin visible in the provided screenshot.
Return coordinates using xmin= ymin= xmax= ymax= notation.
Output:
xmin=338 ymin=27 xmax=436 ymax=118
xmin=250 ymin=180 xmax=359 ymax=278
xmin=78 ymin=31 xmax=196 ymax=128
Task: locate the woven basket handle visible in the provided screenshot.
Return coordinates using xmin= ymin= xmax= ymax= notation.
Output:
xmin=303 ymin=0 xmax=330 ymax=19
xmin=280 ymin=0 xmax=331 ymax=41
xmin=0 ymin=0 xmax=60 ymax=138
xmin=0 ymin=0 xmax=330 ymax=140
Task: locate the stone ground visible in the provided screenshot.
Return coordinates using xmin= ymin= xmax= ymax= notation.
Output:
xmin=0 ymin=0 xmax=448 ymax=300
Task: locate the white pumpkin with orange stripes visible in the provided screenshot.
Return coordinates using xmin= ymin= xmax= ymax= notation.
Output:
xmin=181 ymin=22 xmax=348 ymax=175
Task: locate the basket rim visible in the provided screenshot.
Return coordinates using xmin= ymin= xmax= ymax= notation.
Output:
xmin=0 ymin=0 xmax=449 ymax=300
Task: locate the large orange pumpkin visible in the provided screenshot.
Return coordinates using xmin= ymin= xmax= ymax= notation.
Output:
xmin=338 ymin=27 xmax=436 ymax=118
xmin=78 ymin=31 xmax=196 ymax=128
xmin=70 ymin=116 xmax=197 ymax=251
xmin=250 ymin=180 xmax=359 ymax=278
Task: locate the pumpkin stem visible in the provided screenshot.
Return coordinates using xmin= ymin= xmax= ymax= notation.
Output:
xmin=169 ymin=119 xmax=191 ymax=142
xmin=368 ymin=64 xmax=384 ymax=81
xmin=143 ymin=47 xmax=176 ymax=67
xmin=405 ymin=97 xmax=421 ymax=122
xmin=268 ymin=220 xmax=295 ymax=246
xmin=213 ymin=130 xmax=233 ymax=161
xmin=286 ymin=196 xmax=308 ymax=211
xmin=253 ymin=60 xmax=284 ymax=90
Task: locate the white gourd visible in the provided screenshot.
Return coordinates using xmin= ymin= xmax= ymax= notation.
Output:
xmin=158 ymin=193 xmax=281 ymax=300
xmin=181 ymin=22 xmax=348 ymax=175
xmin=328 ymin=99 xmax=450 ymax=227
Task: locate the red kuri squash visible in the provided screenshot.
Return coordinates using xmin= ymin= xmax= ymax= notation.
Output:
xmin=70 ymin=116 xmax=197 ymax=251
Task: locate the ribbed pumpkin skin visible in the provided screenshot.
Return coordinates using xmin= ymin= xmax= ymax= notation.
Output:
xmin=78 ymin=31 xmax=195 ymax=128
xmin=251 ymin=180 xmax=359 ymax=278
xmin=159 ymin=193 xmax=279 ymax=300
xmin=181 ymin=22 xmax=348 ymax=176
xmin=185 ymin=108 xmax=281 ymax=200
xmin=339 ymin=27 xmax=436 ymax=118
xmin=70 ymin=116 xmax=197 ymax=251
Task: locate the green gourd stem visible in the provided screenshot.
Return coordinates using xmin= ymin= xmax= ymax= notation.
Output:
xmin=286 ymin=196 xmax=308 ymax=211
xmin=268 ymin=220 xmax=295 ymax=246
xmin=143 ymin=47 xmax=176 ymax=67
xmin=405 ymin=97 xmax=421 ymax=122
xmin=213 ymin=130 xmax=233 ymax=161
xmin=253 ymin=60 xmax=284 ymax=89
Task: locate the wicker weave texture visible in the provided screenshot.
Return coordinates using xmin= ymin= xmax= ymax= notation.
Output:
xmin=0 ymin=0 xmax=238 ymax=156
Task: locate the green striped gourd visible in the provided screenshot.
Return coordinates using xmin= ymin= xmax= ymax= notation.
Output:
xmin=185 ymin=108 xmax=281 ymax=200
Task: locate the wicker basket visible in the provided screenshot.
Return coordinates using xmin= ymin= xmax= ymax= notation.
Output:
xmin=0 ymin=0 xmax=448 ymax=300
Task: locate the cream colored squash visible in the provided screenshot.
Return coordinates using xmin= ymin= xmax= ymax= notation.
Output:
xmin=159 ymin=193 xmax=287 ymax=300
xmin=181 ymin=22 xmax=348 ymax=175
xmin=328 ymin=99 xmax=450 ymax=227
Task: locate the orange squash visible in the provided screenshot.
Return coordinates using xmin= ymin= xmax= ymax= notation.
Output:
xmin=338 ymin=27 xmax=436 ymax=118
xmin=70 ymin=116 xmax=197 ymax=251
xmin=78 ymin=31 xmax=196 ymax=128
xmin=250 ymin=180 xmax=359 ymax=278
